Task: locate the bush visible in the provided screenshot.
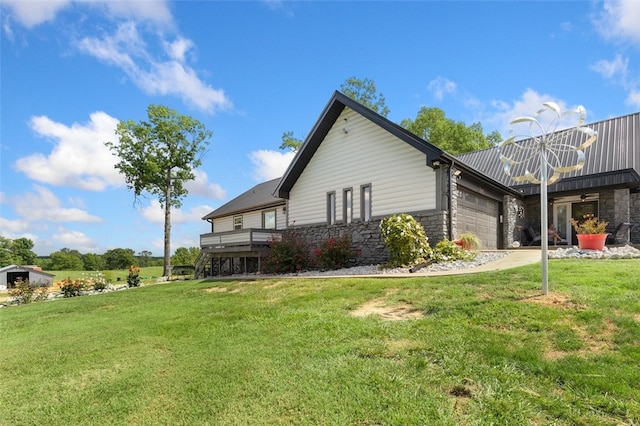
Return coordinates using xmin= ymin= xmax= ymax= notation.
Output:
xmin=263 ymin=232 xmax=311 ymax=274
xmin=432 ymin=239 xmax=476 ymax=263
xmin=314 ymin=235 xmax=359 ymax=270
xmin=127 ymin=266 xmax=141 ymax=287
xmin=7 ymin=278 xmax=49 ymax=304
xmin=379 ymin=213 xmax=432 ymax=267
xmin=85 ymin=271 xmax=108 ymax=291
xmin=58 ymin=278 xmax=86 ymax=298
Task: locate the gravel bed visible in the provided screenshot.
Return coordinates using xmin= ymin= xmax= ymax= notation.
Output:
xmin=272 ymin=251 xmax=510 ymax=277
xmin=547 ymin=244 xmax=640 ymax=259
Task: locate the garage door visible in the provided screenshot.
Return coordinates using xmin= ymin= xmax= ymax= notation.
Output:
xmin=457 ymin=189 xmax=500 ymax=249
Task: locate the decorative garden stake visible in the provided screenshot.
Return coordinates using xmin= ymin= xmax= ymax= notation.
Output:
xmin=499 ymin=103 xmax=597 ymax=294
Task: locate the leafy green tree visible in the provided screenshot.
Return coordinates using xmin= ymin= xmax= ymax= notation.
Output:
xmin=137 ymin=250 xmax=153 ymax=267
xmin=12 ymin=238 xmax=37 ymax=265
xmin=49 ymin=248 xmax=84 ymax=270
xmin=340 ymin=76 xmax=390 ymax=117
xmin=0 ymin=236 xmax=38 ymax=266
xmin=279 ymin=130 xmax=304 ymax=153
xmin=82 ymin=253 xmax=105 ymax=271
xmin=103 ymin=248 xmax=136 ymax=270
xmin=0 ymin=236 xmax=19 ymax=266
xmin=106 ymin=104 xmax=213 ymax=278
xmin=400 ymin=107 xmax=497 ymax=155
xmin=171 ymin=247 xmax=200 ymax=266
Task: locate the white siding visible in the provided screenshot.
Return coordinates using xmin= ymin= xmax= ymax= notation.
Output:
xmin=211 ymin=206 xmax=286 ymax=232
xmin=214 ymin=216 xmax=234 ymax=233
xmin=288 ymin=108 xmax=437 ymax=225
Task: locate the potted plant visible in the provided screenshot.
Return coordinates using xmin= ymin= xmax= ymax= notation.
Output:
xmin=570 ymin=217 xmax=609 ymax=250
xmin=455 ymin=232 xmax=481 ymax=251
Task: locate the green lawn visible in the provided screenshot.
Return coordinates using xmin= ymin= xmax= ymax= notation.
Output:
xmin=1 ymin=259 xmax=639 ymax=425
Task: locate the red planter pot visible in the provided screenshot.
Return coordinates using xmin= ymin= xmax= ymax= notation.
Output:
xmin=576 ymin=233 xmax=608 ymax=251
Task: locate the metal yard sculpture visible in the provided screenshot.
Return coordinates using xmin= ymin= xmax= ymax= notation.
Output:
xmin=499 ymin=103 xmax=597 ymax=294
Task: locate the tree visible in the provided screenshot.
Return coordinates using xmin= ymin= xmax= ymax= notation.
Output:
xmin=279 ymin=131 xmax=304 ymax=153
xmin=11 ymin=238 xmax=37 ymax=265
xmin=0 ymin=236 xmax=18 ymax=266
xmin=82 ymin=253 xmax=105 ymax=271
xmin=137 ymin=250 xmax=153 ymax=267
xmin=0 ymin=237 xmax=38 ymax=266
xmin=103 ymin=248 xmax=136 ymax=270
xmin=106 ymin=104 xmax=213 ymax=278
xmin=171 ymin=247 xmax=201 ymax=266
xmin=340 ymin=76 xmax=390 ymax=117
xmin=49 ymin=248 xmax=84 ymax=270
xmin=400 ymin=107 xmax=497 ymax=155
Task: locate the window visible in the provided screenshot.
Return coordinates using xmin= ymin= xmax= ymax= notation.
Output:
xmin=327 ymin=192 xmax=336 ymax=225
xmin=343 ymin=188 xmax=352 ymax=224
xmin=262 ymin=210 xmax=276 ymax=229
xmin=233 ymin=216 xmax=243 ymax=230
xmin=361 ymin=184 xmax=371 ymax=221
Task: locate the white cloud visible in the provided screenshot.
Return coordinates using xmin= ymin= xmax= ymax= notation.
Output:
xmin=1 ymin=0 xmax=71 ymax=28
xmin=140 ymin=200 xmax=214 ymax=224
xmin=591 ymin=54 xmax=628 ymax=79
xmin=249 ymin=150 xmax=294 ymax=182
xmin=10 ymin=185 xmax=102 ymax=223
xmin=627 ymin=89 xmax=640 ymax=108
xmin=428 ymin=77 xmax=457 ymax=101
xmin=489 ymin=88 xmax=586 ymax=136
xmin=1 ymin=0 xmax=172 ymax=29
xmin=0 ymin=217 xmax=30 ymax=234
xmin=186 ymin=170 xmax=226 ymax=199
xmin=15 ymin=111 xmax=122 ymax=190
xmin=52 ymin=227 xmax=98 ymax=253
xmin=100 ymin=1 xmax=173 ymax=26
xmin=594 ymin=0 xmax=640 ymax=42
xmin=77 ymin=22 xmax=231 ymax=113
xmin=164 ymin=37 xmax=193 ymax=62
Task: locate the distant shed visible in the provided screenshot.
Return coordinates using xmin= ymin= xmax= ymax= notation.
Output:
xmin=0 ymin=265 xmax=55 ymax=290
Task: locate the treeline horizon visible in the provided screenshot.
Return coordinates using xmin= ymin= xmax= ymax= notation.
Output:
xmin=1 ymin=236 xmax=200 ymax=271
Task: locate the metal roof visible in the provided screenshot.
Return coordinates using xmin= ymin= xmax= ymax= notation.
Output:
xmin=202 ymin=177 xmax=284 ymax=220
xmin=457 ymin=112 xmax=640 ymax=195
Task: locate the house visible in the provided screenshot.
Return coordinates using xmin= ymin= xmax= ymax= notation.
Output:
xmin=458 ymin=112 xmax=640 ymax=246
xmin=0 ymin=265 xmax=55 ymax=290
xmin=198 ymin=91 xmax=522 ymax=275
xmin=198 ymin=92 xmax=639 ymax=276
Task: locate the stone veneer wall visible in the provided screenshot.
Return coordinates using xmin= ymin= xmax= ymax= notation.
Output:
xmin=290 ymin=210 xmax=449 ymax=267
xmin=503 ymin=195 xmax=526 ymax=247
xmin=630 ymin=191 xmax=640 ymax=243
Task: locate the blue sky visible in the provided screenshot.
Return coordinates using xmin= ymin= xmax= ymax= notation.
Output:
xmin=1 ymin=0 xmax=639 ymax=257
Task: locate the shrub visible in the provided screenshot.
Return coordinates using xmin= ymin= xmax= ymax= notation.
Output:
xmin=314 ymin=235 xmax=359 ymax=270
xmin=380 ymin=213 xmax=432 ymax=267
xmin=85 ymin=271 xmax=108 ymax=291
xmin=127 ymin=265 xmax=141 ymax=287
xmin=263 ymin=232 xmax=311 ymax=274
xmin=432 ymin=239 xmax=476 ymax=263
xmin=58 ymin=278 xmax=86 ymax=298
xmin=7 ymin=278 xmax=49 ymax=305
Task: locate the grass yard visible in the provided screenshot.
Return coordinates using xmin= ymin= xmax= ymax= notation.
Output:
xmin=1 ymin=259 xmax=639 ymax=425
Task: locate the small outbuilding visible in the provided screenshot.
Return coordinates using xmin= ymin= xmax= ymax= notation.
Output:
xmin=0 ymin=265 xmax=55 ymax=290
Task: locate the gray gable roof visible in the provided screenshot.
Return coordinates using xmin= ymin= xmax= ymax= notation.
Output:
xmin=458 ymin=112 xmax=640 ymax=195
xmin=202 ymin=177 xmax=284 ymax=220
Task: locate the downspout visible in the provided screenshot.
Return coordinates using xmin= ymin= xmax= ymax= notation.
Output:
xmin=448 ymin=160 xmax=455 ymax=241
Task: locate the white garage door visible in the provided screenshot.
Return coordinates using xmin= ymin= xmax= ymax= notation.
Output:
xmin=457 ymin=189 xmax=500 ymax=250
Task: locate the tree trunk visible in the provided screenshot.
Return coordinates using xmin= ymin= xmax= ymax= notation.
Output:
xmin=163 ymin=171 xmax=172 ymax=279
